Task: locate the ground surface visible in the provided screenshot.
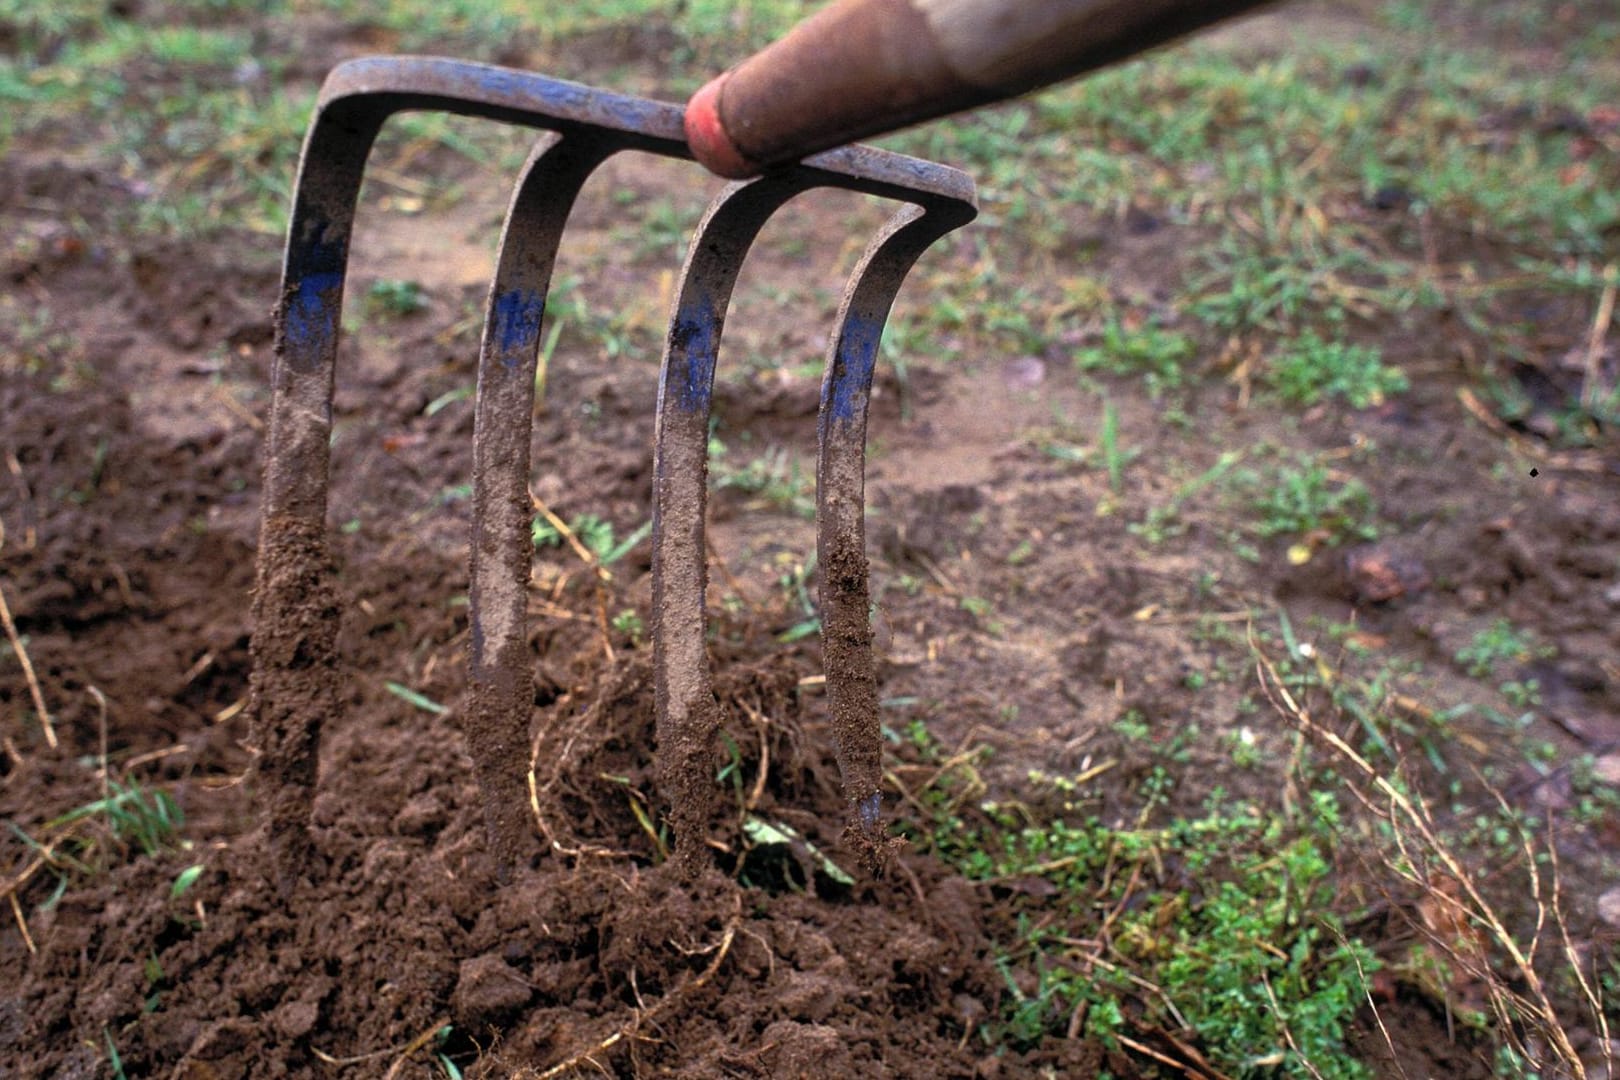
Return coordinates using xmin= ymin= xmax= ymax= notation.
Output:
xmin=2 ymin=0 xmax=1618 ymax=1077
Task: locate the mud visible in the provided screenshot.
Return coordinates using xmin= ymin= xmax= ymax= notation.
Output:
xmin=4 ymin=11 xmax=1619 ymax=1074
xmin=248 ymin=515 xmax=342 ymax=891
xmin=817 ymin=430 xmax=888 ymax=872
xmin=0 ymin=326 xmax=1018 ymax=1075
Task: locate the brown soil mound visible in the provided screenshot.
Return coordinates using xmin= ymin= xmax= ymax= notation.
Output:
xmin=0 ymin=347 xmax=1083 ymax=1078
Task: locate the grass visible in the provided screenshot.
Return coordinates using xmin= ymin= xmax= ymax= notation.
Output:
xmin=7 ymin=0 xmax=1617 ymax=1074
xmin=708 ymin=438 xmax=816 ymax=520
xmin=531 ymin=511 xmax=651 ymax=566
xmin=1455 ymin=618 xmax=1554 ymax=678
xmin=364 ymin=279 xmax=428 ymax=319
xmin=1268 ymin=333 xmax=1408 ymax=409
xmin=44 ymin=777 xmax=185 ymax=860
xmin=8 ymin=774 xmax=189 ymax=929
xmin=902 ymin=717 xmax=1376 ymax=1078
xmin=1074 ymin=317 xmax=1197 ymax=401
xmin=1255 ymin=636 xmax=1610 ymax=1078
xmin=893 ymin=601 xmax=1616 ymax=1075
xmin=1243 ymin=458 xmax=1378 ymax=544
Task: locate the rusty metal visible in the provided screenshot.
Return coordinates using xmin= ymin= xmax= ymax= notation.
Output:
xmin=253 ymin=55 xmax=975 ymax=886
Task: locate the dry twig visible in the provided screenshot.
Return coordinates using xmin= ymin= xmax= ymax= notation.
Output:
xmin=532 ymin=902 xmax=740 ymax=1079
xmin=1254 ymin=641 xmax=1589 ymax=1078
xmin=1581 ymin=265 xmax=1617 ymax=412
xmin=9 ymin=891 xmax=35 ymax=955
xmin=0 ymin=514 xmax=56 ymax=749
xmin=310 ymin=1016 xmax=448 ymax=1070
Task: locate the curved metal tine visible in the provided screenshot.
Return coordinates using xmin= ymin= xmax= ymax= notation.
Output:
xmin=817 ymin=203 xmax=976 ymax=871
xmin=469 ymin=132 xmax=618 ymax=883
xmin=652 ymin=173 xmax=818 ymax=877
xmin=253 ymin=105 xmax=387 ymax=892
xmin=249 ymin=55 xmax=975 ymax=890
xmin=252 ymin=56 xmax=685 ymax=890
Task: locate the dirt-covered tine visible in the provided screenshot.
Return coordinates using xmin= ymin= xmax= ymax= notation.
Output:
xmin=814 ymin=202 xmax=974 ymax=872
xmin=651 ymin=173 xmax=822 ymax=877
xmin=253 ymin=54 xmax=976 ymax=888
xmin=252 ymin=56 xmax=690 ymax=889
xmin=468 ymin=131 xmax=619 ymax=882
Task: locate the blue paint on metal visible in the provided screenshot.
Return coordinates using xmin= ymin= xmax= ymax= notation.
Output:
xmin=468 ymin=64 xmax=570 ymax=110
xmin=826 ymin=312 xmax=884 ymax=423
xmin=281 ymin=226 xmax=349 ymax=361
xmin=283 ymin=271 xmax=343 ymax=356
xmin=670 ymin=289 xmax=720 ymax=413
xmin=857 ymin=792 xmax=881 ymax=830
xmin=461 ymin=63 xmax=681 ymax=140
xmin=490 ymin=288 xmax=546 ymax=365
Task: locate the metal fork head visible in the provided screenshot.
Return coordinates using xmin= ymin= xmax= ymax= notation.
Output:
xmin=252 ymin=56 xmax=975 ymax=889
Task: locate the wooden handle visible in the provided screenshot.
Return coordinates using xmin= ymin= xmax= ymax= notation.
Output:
xmin=685 ymin=0 xmax=1276 ymax=178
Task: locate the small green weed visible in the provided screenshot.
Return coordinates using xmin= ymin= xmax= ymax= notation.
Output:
xmin=1241 ymin=459 xmax=1377 ymax=544
xmin=1454 ymin=618 xmax=1552 ymax=678
xmin=435 ymin=1024 xmax=465 ymax=1079
xmin=1098 ymin=398 xmax=1126 ymax=493
xmin=47 ymin=778 xmax=185 ymax=859
xmin=959 ymin=596 xmax=992 ymax=619
xmin=611 ymin=608 xmax=645 ymax=645
xmin=1188 ymin=240 xmax=1366 ymax=335
xmin=171 ymin=864 xmax=205 ymax=899
xmin=384 ymin=680 xmax=449 ymax=715
xmin=774 ymin=551 xmax=820 ymax=643
xmin=1074 ymin=316 xmax=1197 ymax=400
xmin=1128 ymin=449 xmax=1245 ymax=545
xmin=915 ymin=745 xmax=1373 ymax=1077
xmin=365 ymin=279 xmax=428 ymax=319
xmin=531 ymin=513 xmax=652 ymax=565
xmin=709 ymin=440 xmax=816 ymax=519
xmin=1113 ymin=710 xmax=1152 ymax=742
xmin=10 ymin=775 xmax=189 ymax=913
xmin=1269 ymin=333 xmax=1408 ymax=409
xmin=104 ymin=1028 xmax=128 ymax=1080
xmin=626 ymin=197 xmax=703 ymax=263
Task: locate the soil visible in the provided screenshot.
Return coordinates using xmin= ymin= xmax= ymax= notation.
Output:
xmin=3 ymin=4 xmax=1619 ymax=1078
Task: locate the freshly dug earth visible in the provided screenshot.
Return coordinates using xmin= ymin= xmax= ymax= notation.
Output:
xmin=0 ymin=328 xmax=1023 ymax=1077
xmin=0 ymin=202 xmax=1104 ymax=1077
xmin=4 ymin=22 xmax=1620 ymax=1074
xmin=0 ymin=207 xmax=1533 ymax=1080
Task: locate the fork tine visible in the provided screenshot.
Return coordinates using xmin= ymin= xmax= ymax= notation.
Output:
xmin=469 ymin=133 xmax=617 ymax=882
xmin=252 ymin=57 xmax=975 ymax=889
xmin=652 ymin=174 xmax=816 ymax=877
xmin=253 ymin=110 xmax=385 ymax=890
xmin=817 ymin=204 xmax=973 ymax=871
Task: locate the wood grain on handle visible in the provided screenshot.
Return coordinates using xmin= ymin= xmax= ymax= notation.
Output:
xmin=685 ymin=0 xmax=1277 ymax=177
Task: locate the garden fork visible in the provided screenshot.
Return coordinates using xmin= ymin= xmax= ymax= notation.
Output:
xmin=249 ymin=57 xmax=975 ymax=889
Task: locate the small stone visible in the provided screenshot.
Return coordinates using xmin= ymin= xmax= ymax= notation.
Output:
xmin=269 ymin=998 xmax=320 ymax=1040
xmin=1000 ymin=356 xmax=1046 ymax=390
xmin=1593 ymin=755 xmax=1620 ymax=786
xmin=1598 ymin=887 xmax=1620 ymax=930
xmin=1344 ymin=543 xmax=1430 ymax=604
xmin=954 ymin=993 xmax=988 ymax=1026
